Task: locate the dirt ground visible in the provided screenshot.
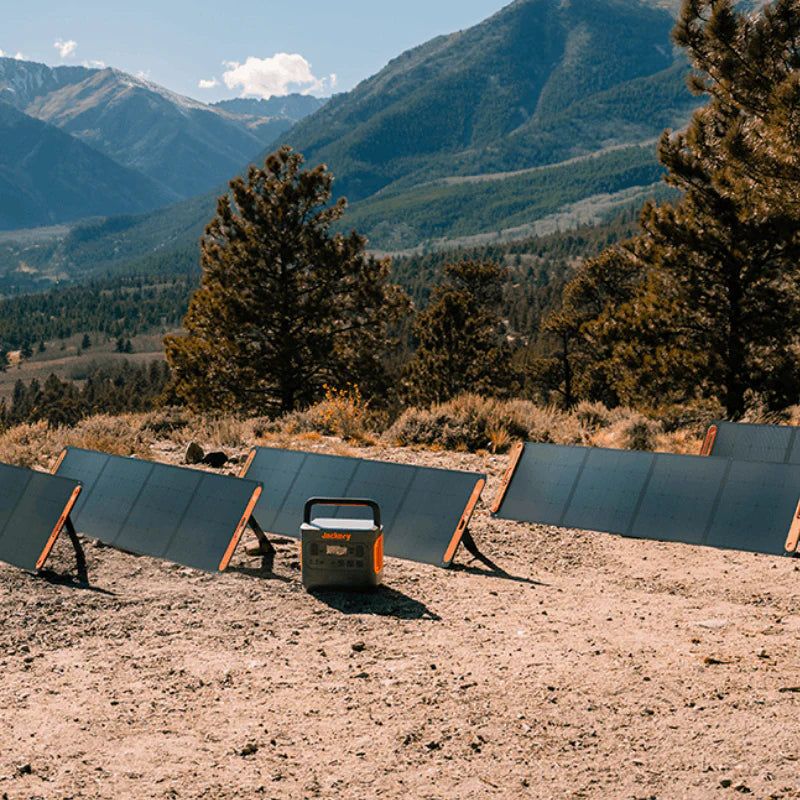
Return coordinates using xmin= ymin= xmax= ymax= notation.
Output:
xmin=0 ymin=440 xmax=798 ymax=800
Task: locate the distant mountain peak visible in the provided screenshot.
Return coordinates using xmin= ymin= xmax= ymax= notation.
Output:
xmin=212 ymin=94 xmax=327 ymax=121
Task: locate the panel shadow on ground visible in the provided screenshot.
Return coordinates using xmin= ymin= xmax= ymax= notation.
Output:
xmin=0 ymin=462 xmax=81 ymax=571
xmin=493 ymin=442 xmax=800 ymax=556
xmin=54 ymin=447 xmax=262 ymax=572
xmin=241 ymin=447 xmax=485 ymax=567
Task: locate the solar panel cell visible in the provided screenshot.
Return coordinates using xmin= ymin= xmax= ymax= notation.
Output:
xmin=627 ymin=452 xmax=727 ymax=545
xmin=563 ymin=448 xmax=653 ymax=533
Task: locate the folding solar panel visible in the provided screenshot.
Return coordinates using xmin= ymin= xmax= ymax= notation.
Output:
xmin=0 ymin=462 xmax=81 ymax=571
xmin=492 ymin=442 xmax=800 ymax=556
xmin=240 ymin=446 xmax=485 ymax=567
xmin=53 ymin=447 xmax=262 ymax=572
xmin=702 ymin=420 xmax=800 ymax=464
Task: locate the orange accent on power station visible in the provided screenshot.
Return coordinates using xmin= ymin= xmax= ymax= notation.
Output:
xmin=785 ymin=498 xmax=800 ymax=554
xmin=491 ymin=441 xmax=524 ymax=513
xmin=700 ymin=425 xmax=718 ymax=456
xmin=443 ymin=477 xmax=486 ymax=564
xmin=51 ymin=448 xmax=68 ymax=475
xmin=218 ymin=486 xmax=263 ymax=571
xmin=374 ymin=535 xmax=384 ymax=574
xmin=36 ymin=485 xmax=82 ymax=570
xmin=239 ymin=448 xmax=257 ymax=478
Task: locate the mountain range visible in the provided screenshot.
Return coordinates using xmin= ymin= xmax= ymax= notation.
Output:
xmin=0 ymin=58 xmax=322 ymax=228
xmin=0 ymin=0 xmax=704 ymax=281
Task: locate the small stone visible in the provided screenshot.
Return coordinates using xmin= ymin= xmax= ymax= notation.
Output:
xmin=185 ymin=442 xmax=204 ymax=464
xmin=351 ymin=641 xmax=366 ymax=652
xmin=202 ymin=451 xmax=228 ymax=468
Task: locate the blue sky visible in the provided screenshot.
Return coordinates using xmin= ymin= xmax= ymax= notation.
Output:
xmin=2 ymin=0 xmax=508 ymax=102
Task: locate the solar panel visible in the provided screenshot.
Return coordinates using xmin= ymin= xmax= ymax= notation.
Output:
xmin=492 ymin=442 xmax=800 ymax=556
xmin=0 ymin=462 xmax=81 ymax=572
xmin=240 ymin=447 xmax=486 ymax=567
xmin=53 ymin=447 xmax=262 ymax=571
xmin=701 ymin=420 xmax=800 ymax=463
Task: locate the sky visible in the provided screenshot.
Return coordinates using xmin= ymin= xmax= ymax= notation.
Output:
xmin=2 ymin=0 xmax=509 ymax=102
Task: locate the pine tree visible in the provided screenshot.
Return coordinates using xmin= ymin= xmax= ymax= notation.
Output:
xmin=165 ymin=146 xmax=409 ymax=415
xmin=402 ymin=259 xmax=517 ymax=404
xmin=550 ymin=0 xmax=800 ymax=416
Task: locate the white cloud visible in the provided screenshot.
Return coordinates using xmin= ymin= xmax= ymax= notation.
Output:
xmin=54 ymin=39 xmax=77 ymax=59
xmin=222 ymin=53 xmax=335 ymax=98
xmin=83 ymin=59 xmax=106 ymax=69
xmin=198 ymin=77 xmax=219 ymax=90
xmin=0 ymin=49 xmax=25 ymax=60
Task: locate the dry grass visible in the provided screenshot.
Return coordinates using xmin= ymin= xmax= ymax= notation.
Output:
xmin=0 ymin=414 xmax=151 ymax=470
xmin=0 ymin=394 xmax=726 ymax=470
xmin=382 ymin=394 xmax=691 ymax=453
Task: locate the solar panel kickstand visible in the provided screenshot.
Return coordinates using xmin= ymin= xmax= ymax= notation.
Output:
xmin=63 ymin=517 xmax=88 ymax=583
xmin=245 ymin=516 xmax=275 ymax=557
xmin=458 ymin=528 xmax=491 ymax=564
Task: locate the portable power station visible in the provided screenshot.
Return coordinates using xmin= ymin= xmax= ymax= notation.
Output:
xmin=300 ymin=497 xmax=383 ymax=591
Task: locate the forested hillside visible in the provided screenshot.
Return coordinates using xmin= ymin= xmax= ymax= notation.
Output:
xmin=0 ymin=102 xmax=176 ymax=230
xmin=0 ymin=0 xmax=700 ymax=277
xmin=276 ymin=0 xmax=695 ymax=203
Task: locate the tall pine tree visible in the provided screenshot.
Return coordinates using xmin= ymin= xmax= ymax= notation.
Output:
xmin=165 ymin=147 xmax=409 ymax=415
xmin=547 ymin=0 xmax=800 ymax=417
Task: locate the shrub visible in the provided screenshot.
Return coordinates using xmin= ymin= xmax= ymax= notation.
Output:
xmin=276 ymin=384 xmax=375 ymax=442
xmin=139 ymin=407 xmax=194 ymax=437
xmin=384 ymin=394 xmax=584 ymax=452
xmin=600 ymin=411 xmax=663 ymax=452
xmin=62 ymin=414 xmax=151 ymax=458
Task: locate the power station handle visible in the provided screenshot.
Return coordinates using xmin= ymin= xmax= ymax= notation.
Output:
xmin=304 ymin=497 xmax=381 ymax=527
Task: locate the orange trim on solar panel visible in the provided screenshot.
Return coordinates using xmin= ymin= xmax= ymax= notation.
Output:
xmin=700 ymin=425 xmax=718 ymax=456
xmin=51 ymin=448 xmax=68 ymax=474
xmin=36 ymin=485 xmax=82 ymax=570
xmin=491 ymin=441 xmax=524 ymax=513
xmin=239 ymin=448 xmax=257 ymax=478
xmin=219 ymin=485 xmax=263 ymax=571
xmin=374 ymin=535 xmax=384 ymax=573
xmin=443 ymin=477 xmax=485 ymax=564
xmin=785 ymin=498 xmax=800 ymax=553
